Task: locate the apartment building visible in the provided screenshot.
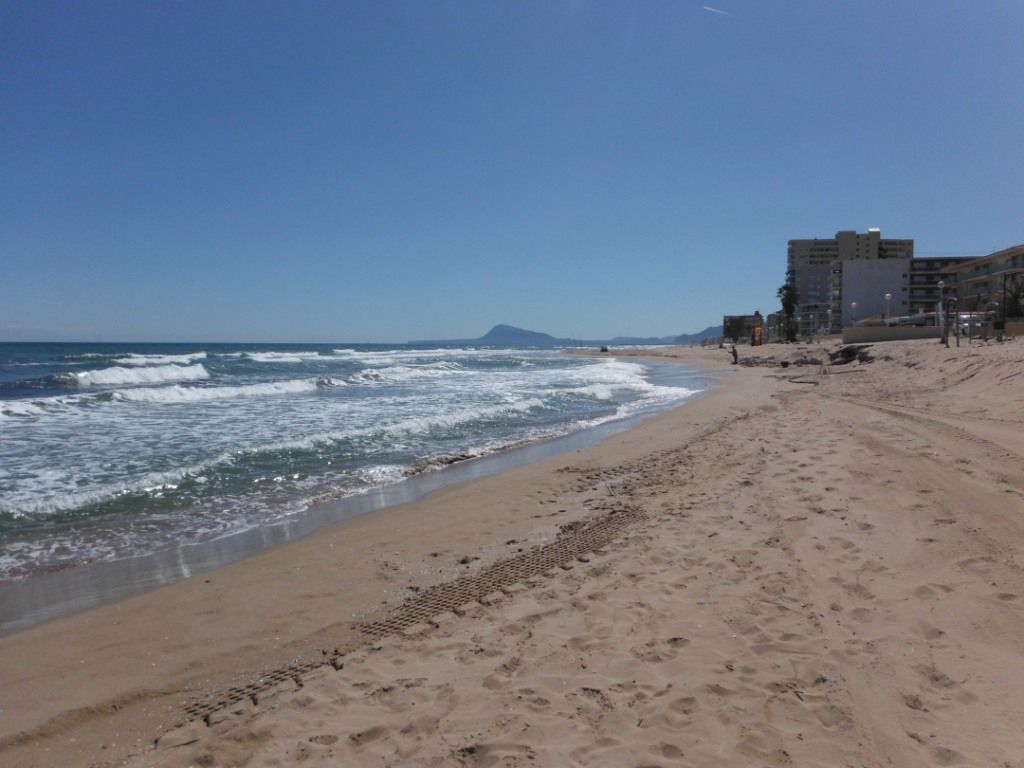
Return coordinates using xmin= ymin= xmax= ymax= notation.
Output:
xmin=841 ymin=258 xmax=910 ymax=325
xmin=909 ymin=256 xmax=974 ymax=315
xmin=787 ymin=229 xmax=914 ymax=332
xmin=942 ymin=244 xmax=1024 ymax=316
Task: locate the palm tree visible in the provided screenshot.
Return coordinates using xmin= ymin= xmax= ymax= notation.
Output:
xmin=777 ymin=283 xmax=799 ymax=342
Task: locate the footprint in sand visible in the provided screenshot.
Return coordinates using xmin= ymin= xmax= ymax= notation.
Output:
xmin=956 ymin=556 xmax=994 ymax=573
xmin=915 ymin=621 xmax=946 ymax=640
xmin=349 ymin=725 xmax=389 ymax=746
xmin=309 ymin=734 xmax=339 ymax=745
xmin=658 ymin=742 xmax=685 ymax=759
xmin=667 ymin=695 xmax=699 ymax=715
xmin=903 ymin=693 xmax=928 ymax=712
xmin=931 ymin=745 xmax=966 ymax=765
xmin=914 ymin=664 xmax=958 ymax=690
xmin=632 ymin=636 xmax=690 ymax=663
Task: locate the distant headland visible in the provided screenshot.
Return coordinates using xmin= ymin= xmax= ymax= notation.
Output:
xmin=408 ymin=323 xmax=722 ymax=347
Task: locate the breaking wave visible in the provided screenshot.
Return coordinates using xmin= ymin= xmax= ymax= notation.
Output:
xmin=114 ymin=351 xmax=207 ymax=366
xmin=109 ymin=378 xmax=326 ymax=403
xmin=62 ymin=363 xmax=210 ymax=387
xmin=242 ymin=351 xmax=326 ymax=364
xmin=347 ymin=362 xmax=461 ymax=384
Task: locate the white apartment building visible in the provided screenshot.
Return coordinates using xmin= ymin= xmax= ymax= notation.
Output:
xmin=787 ymin=229 xmax=914 ymax=331
xmin=841 ymin=258 xmax=910 ymax=327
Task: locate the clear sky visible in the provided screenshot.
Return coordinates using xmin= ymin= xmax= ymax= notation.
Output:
xmin=2 ymin=1 xmax=1022 ymax=343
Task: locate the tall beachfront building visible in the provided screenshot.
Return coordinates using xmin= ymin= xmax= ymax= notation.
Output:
xmin=787 ymin=229 xmax=914 ymax=332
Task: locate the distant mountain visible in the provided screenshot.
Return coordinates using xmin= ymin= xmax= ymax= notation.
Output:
xmin=478 ymin=324 xmax=560 ymax=346
xmin=409 ymin=324 xmax=723 ymax=347
xmin=672 ymin=325 xmax=722 ymax=344
xmin=409 ymin=324 xmax=559 ymax=347
xmin=609 ymin=325 xmax=722 ymax=345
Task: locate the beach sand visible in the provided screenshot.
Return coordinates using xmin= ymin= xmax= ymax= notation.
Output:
xmin=2 ymin=339 xmax=1023 ymax=767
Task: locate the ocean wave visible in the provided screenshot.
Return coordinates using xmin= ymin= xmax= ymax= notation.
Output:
xmin=568 ymin=383 xmax=617 ymax=401
xmin=62 ymin=363 xmax=210 ymax=387
xmin=356 ymin=464 xmax=409 ymax=486
xmin=109 ymin=378 xmax=324 ymax=403
xmin=254 ymin=398 xmax=546 ymax=461
xmin=114 ymin=351 xmax=207 ymax=366
xmin=219 ymin=397 xmax=548 ymax=459
xmin=381 ymin=397 xmax=545 ymax=435
xmin=0 ymin=376 xmax=350 ymax=418
xmin=331 ymin=347 xmax=519 ymax=365
xmin=0 ymin=456 xmax=234 ymax=519
xmin=64 ymin=352 xmax=119 ymax=361
xmin=0 ymin=400 xmax=50 ymax=418
xmin=347 ymin=362 xmax=461 ymax=384
xmin=243 ymin=351 xmax=326 ymax=364
xmin=1 ymin=397 xmax=544 ymax=519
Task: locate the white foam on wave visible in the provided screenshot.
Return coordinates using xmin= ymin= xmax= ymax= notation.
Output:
xmin=0 ymin=454 xmax=236 ymax=518
xmin=540 ymin=357 xmax=701 ymax=412
xmin=570 ymin=383 xmax=616 ymax=400
xmin=195 ymin=397 xmax=548 ymax=463
xmin=1 ymin=376 xmax=350 ymax=419
xmin=568 ymin=358 xmax=650 ymax=386
xmin=0 ymin=396 xmax=544 ymax=518
xmin=244 ymin=351 xmax=326 ymax=364
xmin=69 ymin=363 xmax=210 ymax=387
xmin=110 ymin=378 xmax=324 ymax=403
xmin=64 ymin=352 xmax=118 ymax=360
xmin=115 ymin=351 xmax=207 ymax=366
xmin=0 ymin=400 xmax=49 ymax=418
xmin=379 ymin=397 xmax=545 ymax=435
xmin=559 ymin=358 xmax=694 ymax=399
xmin=332 ymin=347 xmax=522 ymax=366
xmin=347 ymin=362 xmax=461 ymax=384
xmin=356 ymin=464 xmax=408 ymax=486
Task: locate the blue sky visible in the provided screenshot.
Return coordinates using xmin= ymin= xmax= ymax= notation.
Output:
xmin=2 ymin=1 xmax=1022 ymax=342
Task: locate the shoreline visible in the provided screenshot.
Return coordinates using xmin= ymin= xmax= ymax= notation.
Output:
xmin=0 ymin=345 xmax=748 ymax=764
xmin=0 ymin=356 xmax=717 ymax=636
xmin=4 ymin=340 xmax=1022 ymax=766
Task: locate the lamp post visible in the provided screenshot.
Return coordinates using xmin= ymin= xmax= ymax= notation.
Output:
xmin=988 ymin=301 xmax=1000 ymax=342
xmin=884 ymin=292 xmax=892 ymax=323
xmin=937 ymin=281 xmax=945 ymax=342
xmin=850 ymin=301 xmax=857 ymax=326
xmin=948 ymin=296 xmax=958 ymax=348
xmin=1000 ymin=273 xmax=1008 ymax=341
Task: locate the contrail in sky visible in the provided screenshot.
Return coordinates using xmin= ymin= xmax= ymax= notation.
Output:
xmin=702 ymin=6 xmax=733 ymax=16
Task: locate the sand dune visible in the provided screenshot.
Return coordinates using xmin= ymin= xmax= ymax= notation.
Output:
xmin=2 ymin=339 xmax=1022 ymax=767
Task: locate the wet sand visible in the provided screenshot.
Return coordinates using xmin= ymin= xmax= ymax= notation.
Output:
xmin=2 ymin=339 xmax=1023 ymax=767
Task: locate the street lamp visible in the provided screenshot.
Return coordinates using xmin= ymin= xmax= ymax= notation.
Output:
xmin=988 ymin=301 xmax=1000 ymax=341
xmin=850 ymin=301 xmax=857 ymax=326
xmin=937 ymin=281 xmax=945 ymax=341
xmin=884 ymin=292 xmax=892 ymax=322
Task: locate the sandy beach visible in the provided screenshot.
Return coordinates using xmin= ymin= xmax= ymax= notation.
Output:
xmin=2 ymin=339 xmax=1023 ymax=767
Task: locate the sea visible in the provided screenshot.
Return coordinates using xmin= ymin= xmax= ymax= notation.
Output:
xmin=0 ymin=342 xmax=706 ymax=587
